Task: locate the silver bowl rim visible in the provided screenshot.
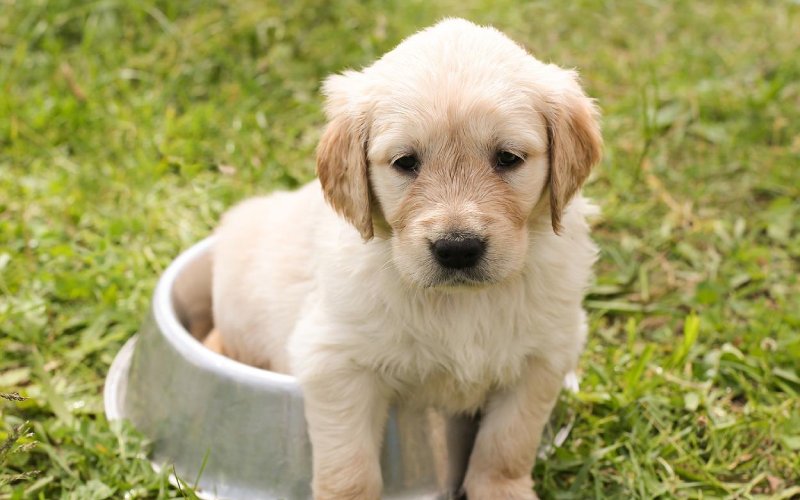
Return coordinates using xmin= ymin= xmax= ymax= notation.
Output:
xmin=117 ymin=237 xmax=301 ymax=401
xmin=103 ymin=237 xmax=303 ymax=499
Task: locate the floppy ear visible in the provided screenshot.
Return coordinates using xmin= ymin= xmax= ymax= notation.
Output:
xmin=544 ymin=70 xmax=602 ymax=233
xmin=316 ymin=72 xmax=374 ymax=240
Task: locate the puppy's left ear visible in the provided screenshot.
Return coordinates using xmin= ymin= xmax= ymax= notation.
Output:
xmin=543 ymin=69 xmax=603 ymax=233
xmin=316 ymin=72 xmax=374 ymax=240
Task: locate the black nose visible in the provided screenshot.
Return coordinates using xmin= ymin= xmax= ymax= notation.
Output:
xmin=431 ymin=237 xmax=486 ymax=269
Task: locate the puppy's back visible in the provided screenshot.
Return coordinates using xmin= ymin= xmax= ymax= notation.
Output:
xmin=211 ymin=182 xmax=326 ymax=372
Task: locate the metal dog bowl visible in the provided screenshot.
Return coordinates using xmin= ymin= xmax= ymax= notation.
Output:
xmin=104 ymin=238 xmax=577 ymax=499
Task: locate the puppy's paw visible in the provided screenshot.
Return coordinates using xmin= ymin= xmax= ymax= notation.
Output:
xmin=463 ymin=473 xmax=538 ymax=500
xmin=313 ymin=459 xmax=382 ymax=500
xmin=202 ymin=328 xmax=227 ymax=355
xmin=313 ymin=476 xmax=381 ymax=500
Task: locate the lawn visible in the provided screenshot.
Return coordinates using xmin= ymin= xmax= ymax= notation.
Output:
xmin=1 ymin=0 xmax=799 ymax=498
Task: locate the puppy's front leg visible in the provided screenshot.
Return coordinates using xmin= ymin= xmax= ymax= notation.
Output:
xmin=302 ymin=366 xmax=390 ymax=500
xmin=463 ymin=358 xmax=565 ymax=500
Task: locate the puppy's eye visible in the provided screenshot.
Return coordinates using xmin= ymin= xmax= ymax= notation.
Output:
xmin=495 ymin=151 xmax=523 ymax=169
xmin=393 ymin=155 xmax=419 ymax=174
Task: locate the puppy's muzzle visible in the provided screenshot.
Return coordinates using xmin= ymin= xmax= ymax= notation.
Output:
xmin=431 ymin=235 xmax=486 ymax=269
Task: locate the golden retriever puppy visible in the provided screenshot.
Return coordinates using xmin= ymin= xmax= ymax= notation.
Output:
xmin=211 ymin=18 xmax=601 ymax=499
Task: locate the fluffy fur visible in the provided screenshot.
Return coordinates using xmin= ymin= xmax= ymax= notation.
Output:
xmin=210 ymin=18 xmax=601 ymax=499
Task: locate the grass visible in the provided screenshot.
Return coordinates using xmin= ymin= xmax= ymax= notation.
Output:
xmin=1 ymin=0 xmax=799 ymax=497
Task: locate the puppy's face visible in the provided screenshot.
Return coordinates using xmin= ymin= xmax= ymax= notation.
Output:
xmin=367 ymin=85 xmax=550 ymax=287
xmin=317 ymin=19 xmax=602 ymax=289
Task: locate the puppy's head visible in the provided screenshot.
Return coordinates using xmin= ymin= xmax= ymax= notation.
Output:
xmin=318 ymin=18 xmax=601 ymax=288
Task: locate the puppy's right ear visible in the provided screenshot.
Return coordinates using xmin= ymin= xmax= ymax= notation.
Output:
xmin=317 ymin=72 xmax=374 ymax=240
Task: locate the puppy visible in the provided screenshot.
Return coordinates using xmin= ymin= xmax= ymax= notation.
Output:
xmin=210 ymin=18 xmax=601 ymax=499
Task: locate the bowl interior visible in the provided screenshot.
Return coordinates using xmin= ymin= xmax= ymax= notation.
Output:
xmin=170 ymin=242 xmax=215 ymax=342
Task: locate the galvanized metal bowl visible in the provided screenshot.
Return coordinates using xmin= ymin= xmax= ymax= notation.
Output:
xmin=104 ymin=238 xmax=576 ymax=499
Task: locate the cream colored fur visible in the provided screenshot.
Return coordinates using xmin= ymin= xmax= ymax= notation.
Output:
xmin=211 ymin=18 xmax=601 ymax=499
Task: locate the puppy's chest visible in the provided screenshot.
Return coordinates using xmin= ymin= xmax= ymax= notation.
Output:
xmin=366 ymin=297 xmax=541 ymax=411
